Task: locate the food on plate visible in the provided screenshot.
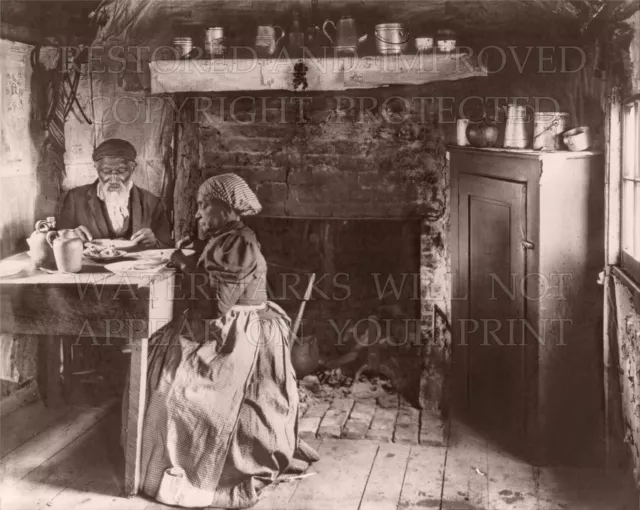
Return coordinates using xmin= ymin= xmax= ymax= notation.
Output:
xmin=83 ymin=244 xmax=120 ymax=259
xmin=101 ymin=246 xmax=118 ymax=257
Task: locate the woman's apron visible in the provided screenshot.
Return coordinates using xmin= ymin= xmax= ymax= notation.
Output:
xmin=124 ymin=301 xmax=303 ymax=508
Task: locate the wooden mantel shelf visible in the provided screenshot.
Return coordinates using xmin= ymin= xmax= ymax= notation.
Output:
xmin=149 ymin=52 xmax=487 ymax=94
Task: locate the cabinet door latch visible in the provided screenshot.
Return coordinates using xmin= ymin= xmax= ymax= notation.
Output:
xmin=522 ymin=239 xmax=535 ymax=250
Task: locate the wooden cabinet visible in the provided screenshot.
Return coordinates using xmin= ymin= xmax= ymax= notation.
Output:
xmin=450 ymin=147 xmax=605 ymax=467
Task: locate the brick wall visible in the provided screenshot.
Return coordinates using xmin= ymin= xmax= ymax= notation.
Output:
xmin=180 ymin=89 xmax=448 ymax=221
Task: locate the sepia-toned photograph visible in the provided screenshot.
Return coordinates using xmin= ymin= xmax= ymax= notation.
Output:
xmin=0 ymin=0 xmax=639 ymax=508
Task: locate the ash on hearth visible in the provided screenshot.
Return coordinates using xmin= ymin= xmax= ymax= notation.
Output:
xmin=297 ymin=368 xmax=398 ymax=410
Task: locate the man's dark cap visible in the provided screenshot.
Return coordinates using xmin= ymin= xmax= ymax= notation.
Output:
xmin=92 ymin=139 xmax=137 ymax=162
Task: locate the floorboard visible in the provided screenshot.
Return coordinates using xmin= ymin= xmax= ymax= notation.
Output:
xmin=359 ymin=442 xmax=411 ymax=510
xmin=0 ymin=399 xmax=116 ymax=484
xmin=252 ymin=439 xmax=323 ymax=510
xmin=537 ymin=466 xmax=638 ymax=510
xmin=42 ymin=412 xmax=141 ymax=510
xmin=440 ymin=420 xmax=489 ymax=510
xmin=486 ymin=440 xmax=537 ymax=510
xmin=287 ymin=439 xmax=378 ymax=510
xmin=0 ymin=418 xmax=108 ymax=510
xmin=398 ymin=444 xmax=447 ymax=509
xmin=0 ymin=400 xmax=70 ymax=458
xmin=1 ymin=404 xmax=637 ymax=510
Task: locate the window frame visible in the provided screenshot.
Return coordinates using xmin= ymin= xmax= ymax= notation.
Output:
xmin=620 ymin=96 xmax=640 ymax=287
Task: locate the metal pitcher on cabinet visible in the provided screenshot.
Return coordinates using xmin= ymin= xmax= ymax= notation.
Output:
xmin=503 ymin=104 xmax=532 ymax=149
xmin=323 ymin=16 xmax=368 ymax=54
xmin=256 ymin=25 xmax=286 ymax=57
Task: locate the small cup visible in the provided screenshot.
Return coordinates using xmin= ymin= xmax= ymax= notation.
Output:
xmin=156 ymin=467 xmax=185 ymax=506
xmin=414 ymin=37 xmax=434 ymax=52
xmin=563 ymin=126 xmax=591 ymax=151
xmin=438 ymin=39 xmax=456 ymax=52
xmin=456 ymin=118 xmax=470 ymax=146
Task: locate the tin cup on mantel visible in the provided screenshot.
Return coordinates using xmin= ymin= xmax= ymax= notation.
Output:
xmin=414 ymin=37 xmax=434 ymax=53
xmin=436 ymin=29 xmax=456 ymax=53
xmin=173 ymin=37 xmax=193 ymax=58
xmin=205 ymin=27 xmax=226 ymax=57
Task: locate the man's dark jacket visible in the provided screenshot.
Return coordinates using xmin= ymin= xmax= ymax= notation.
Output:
xmin=58 ymin=180 xmax=173 ymax=247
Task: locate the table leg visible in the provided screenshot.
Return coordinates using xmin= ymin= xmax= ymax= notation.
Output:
xmin=46 ymin=335 xmax=64 ymax=408
xmin=123 ymin=274 xmax=174 ymax=496
xmin=124 ymin=336 xmax=148 ymax=497
xmin=61 ymin=336 xmax=74 ymax=403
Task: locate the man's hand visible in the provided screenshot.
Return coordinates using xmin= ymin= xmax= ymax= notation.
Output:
xmin=130 ymin=228 xmax=158 ymax=248
xmin=74 ymin=226 xmax=93 ymax=243
xmin=168 ymin=249 xmax=194 ymax=273
xmin=176 ymin=236 xmax=207 ymax=253
xmin=176 ymin=236 xmax=193 ymax=249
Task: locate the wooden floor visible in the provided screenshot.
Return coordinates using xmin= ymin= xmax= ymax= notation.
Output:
xmin=0 ymin=400 xmax=637 ymax=510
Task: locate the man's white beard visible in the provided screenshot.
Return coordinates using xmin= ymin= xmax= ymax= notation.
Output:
xmin=97 ymin=179 xmax=133 ymax=236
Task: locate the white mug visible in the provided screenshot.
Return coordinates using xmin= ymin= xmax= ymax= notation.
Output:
xmin=414 ymin=37 xmax=434 ymax=52
xmin=438 ymin=39 xmax=456 ymax=52
xmin=456 ymin=119 xmax=470 ymax=146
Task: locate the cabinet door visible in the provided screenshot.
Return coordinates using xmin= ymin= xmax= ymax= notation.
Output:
xmin=455 ymin=173 xmax=528 ymax=447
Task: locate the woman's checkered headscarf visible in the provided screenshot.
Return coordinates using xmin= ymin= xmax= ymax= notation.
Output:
xmin=198 ymin=173 xmax=262 ymax=216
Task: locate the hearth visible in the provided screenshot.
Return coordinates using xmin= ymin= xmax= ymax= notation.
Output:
xmin=245 ymin=216 xmax=423 ymax=404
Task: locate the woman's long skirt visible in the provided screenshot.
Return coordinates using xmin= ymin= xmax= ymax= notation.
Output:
xmin=122 ymin=302 xmax=318 ymax=508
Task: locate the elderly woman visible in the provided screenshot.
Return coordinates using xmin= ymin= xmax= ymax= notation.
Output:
xmin=131 ymin=174 xmax=318 ymax=508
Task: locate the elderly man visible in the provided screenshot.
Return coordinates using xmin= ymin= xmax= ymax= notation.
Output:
xmin=58 ymin=138 xmax=172 ymax=248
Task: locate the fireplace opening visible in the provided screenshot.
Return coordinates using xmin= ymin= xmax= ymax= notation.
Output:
xmin=245 ymin=216 xmax=423 ymax=405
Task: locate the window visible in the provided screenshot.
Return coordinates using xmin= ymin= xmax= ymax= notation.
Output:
xmin=622 ymin=98 xmax=640 ymax=283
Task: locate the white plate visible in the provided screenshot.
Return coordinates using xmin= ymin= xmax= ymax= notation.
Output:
xmin=103 ymin=259 xmax=168 ymax=276
xmin=138 ymin=248 xmax=195 ymax=263
xmin=0 ymin=259 xmax=30 ymax=278
xmin=86 ymin=239 xmax=137 ymax=251
xmin=138 ymin=249 xmax=175 ymax=263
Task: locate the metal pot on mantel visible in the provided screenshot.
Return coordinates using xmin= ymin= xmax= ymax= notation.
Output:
xmin=375 ymin=23 xmax=409 ymax=55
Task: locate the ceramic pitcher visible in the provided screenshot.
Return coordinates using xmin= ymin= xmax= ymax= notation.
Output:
xmin=46 ymin=229 xmax=83 ymax=273
xmin=27 ymin=219 xmax=54 ymax=268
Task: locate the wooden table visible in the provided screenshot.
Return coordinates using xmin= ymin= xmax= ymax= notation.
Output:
xmin=0 ymin=252 xmax=175 ymax=496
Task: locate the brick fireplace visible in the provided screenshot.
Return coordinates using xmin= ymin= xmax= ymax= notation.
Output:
xmin=172 ymin=87 xmax=453 ymax=409
xmin=246 ymin=216 xmax=423 ymax=402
